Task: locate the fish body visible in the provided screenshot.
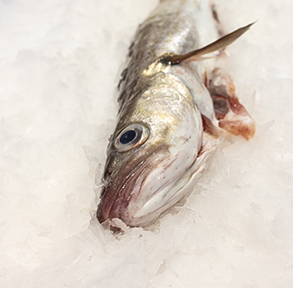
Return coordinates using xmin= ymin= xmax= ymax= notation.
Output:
xmin=97 ymin=0 xmax=255 ymax=228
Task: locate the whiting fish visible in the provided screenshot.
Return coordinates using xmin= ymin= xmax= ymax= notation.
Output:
xmin=96 ymin=0 xmax=255 ymax=228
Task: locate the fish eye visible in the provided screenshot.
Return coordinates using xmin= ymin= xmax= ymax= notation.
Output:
xmin=114 ymin=124 xmax=149 ymax=152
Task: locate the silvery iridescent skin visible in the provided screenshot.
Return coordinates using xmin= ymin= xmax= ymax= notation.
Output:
xmin=97 ymin=0 xmax=244 ymax=227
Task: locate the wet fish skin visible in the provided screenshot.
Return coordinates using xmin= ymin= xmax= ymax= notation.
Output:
xmin=97 ymin=0 xmax=255 ymax=228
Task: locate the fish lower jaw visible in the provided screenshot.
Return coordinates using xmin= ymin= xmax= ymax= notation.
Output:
xmin=131 ymin=170 xmax=201 ymax=224
xmin=130 ymin=145 xmax=218 ymax=226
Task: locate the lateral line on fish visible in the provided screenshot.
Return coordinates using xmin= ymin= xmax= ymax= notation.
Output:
xmin=160 ymin=22 xmax=255 ymax=65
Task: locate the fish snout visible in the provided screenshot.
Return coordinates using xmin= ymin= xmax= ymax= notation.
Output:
xmin=97 ymin=157 xmax=151 ymax=226
xmin=96 ymin=182 xmax=131 ymax=226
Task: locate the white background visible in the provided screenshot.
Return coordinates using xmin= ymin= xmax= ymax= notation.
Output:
xmin=0 ymin=0 xmax=292 ymax=287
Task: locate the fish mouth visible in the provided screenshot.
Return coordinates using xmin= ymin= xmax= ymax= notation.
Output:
xmin=97 ymin=150 xmax=167 ymax=227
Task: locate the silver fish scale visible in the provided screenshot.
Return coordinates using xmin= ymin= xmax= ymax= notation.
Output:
xmin=118 ymin=4 xmax=199 ymax=112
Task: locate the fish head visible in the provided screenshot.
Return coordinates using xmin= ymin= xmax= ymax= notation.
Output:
xmin=97 ymin=73 xmax=204 ymax=227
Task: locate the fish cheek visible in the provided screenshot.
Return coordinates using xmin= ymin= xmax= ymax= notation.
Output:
xmin=102 ymin=146 xmax=140 ymax=180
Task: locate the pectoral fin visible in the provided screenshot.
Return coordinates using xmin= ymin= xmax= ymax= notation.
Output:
xmin=161 ymin=23 xmax=254 ymax=65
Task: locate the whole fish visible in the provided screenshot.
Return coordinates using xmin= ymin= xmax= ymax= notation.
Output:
xmin=97 ymin=0 xmax=255 ymax=228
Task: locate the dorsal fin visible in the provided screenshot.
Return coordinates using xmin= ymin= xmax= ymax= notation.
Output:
xmin=160 ymin=23 xmax=254 ymax=65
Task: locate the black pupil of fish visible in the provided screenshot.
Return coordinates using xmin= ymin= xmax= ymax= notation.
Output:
xmin=120 ymin=130 xmax=137 ymax=144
